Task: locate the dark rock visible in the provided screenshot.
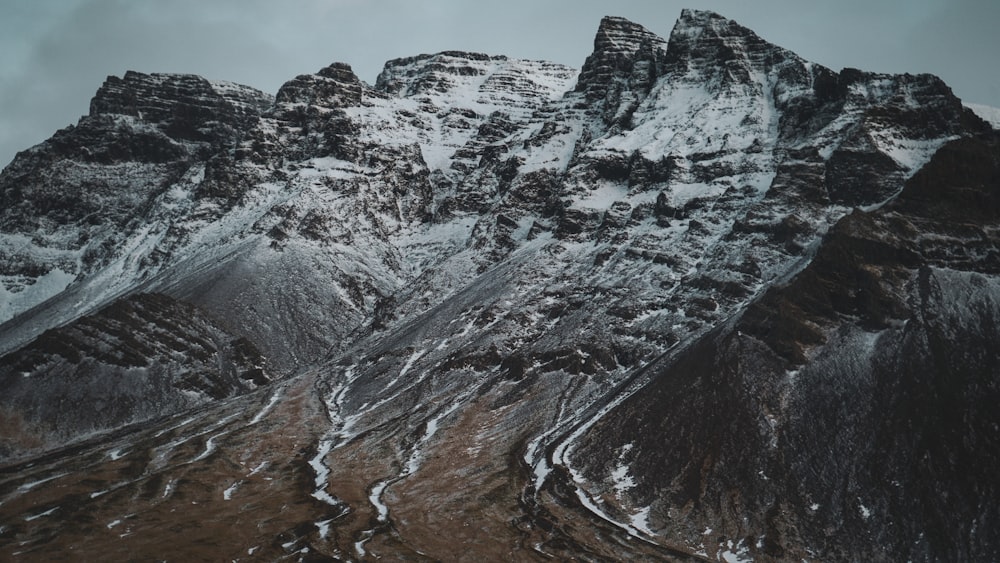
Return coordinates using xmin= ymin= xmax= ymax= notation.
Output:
xmin=0 ymin=293 xmax=268 ymax=460
xmin=91 ymin=71 xmax=271 ymax=143
xmin=275 ymin=62 xmax=363 ymax=109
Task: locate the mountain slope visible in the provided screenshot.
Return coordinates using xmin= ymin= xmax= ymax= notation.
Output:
xmin=0 ymin=9 xmax=996 ymax=562
xmin=571 ymin=131 xmax=1000 ymax=562
xmin=0 ymin=293 xmax=268 ymax=459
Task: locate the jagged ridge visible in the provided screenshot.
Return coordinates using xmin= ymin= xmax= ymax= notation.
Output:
xmin=0 ymin=9 xmax=996 ymax=562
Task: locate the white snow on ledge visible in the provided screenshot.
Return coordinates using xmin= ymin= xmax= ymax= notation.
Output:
xmin=0 ymin=267 xmax=76 ymax=325
xmin=966 ymin=103 xmax=1000 ymax=129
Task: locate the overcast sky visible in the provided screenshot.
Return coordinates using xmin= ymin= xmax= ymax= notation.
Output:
xmin=1 ymin=0 xmax=998 ymax=168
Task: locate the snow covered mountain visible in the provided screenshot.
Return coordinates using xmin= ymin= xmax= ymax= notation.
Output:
xmin=1 ymin=9 xmax=997 ymax=561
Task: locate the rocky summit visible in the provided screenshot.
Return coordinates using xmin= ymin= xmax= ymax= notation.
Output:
xmin=1 ymin=9 xmax=997 ymax=562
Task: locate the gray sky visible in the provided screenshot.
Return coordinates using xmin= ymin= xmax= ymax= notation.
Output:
xmin=2 ymin=0 xmax=998 ymax=169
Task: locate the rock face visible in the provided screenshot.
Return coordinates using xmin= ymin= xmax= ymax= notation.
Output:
xmin=0 ymin=293 xmax=268 ymax=459
xmin=575 ymin=15 xmax=666 ymax=114
xmin=89 ymin=71 xmax=271 ymax=142
xmin=572 ymin=133 xmax=1000 ymax=563
xmin=0 ymin=9 xmax=997 ymax=562
xmin=0 ymin=72 xmax=273 ymax=330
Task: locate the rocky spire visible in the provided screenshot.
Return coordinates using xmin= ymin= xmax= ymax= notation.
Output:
xmin=574 ymin=16 xmax=666 ymax=103
xmin=274 ymin=62 xmax=364 ymax=109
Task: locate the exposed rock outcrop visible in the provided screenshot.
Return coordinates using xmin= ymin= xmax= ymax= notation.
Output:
xmin=0 ymin=293 xmax=267 ymax=459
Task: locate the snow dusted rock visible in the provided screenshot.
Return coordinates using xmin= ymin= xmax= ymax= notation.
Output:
xmin=0 ymin=9 xmax=997 ymax=562
xmin=575 ymin=16 xmax=666 ymax=126
xmin=573 ymin=131 xmax=1000 ymax=562
xmin=0 ymin=72 xmax=273 ymax=330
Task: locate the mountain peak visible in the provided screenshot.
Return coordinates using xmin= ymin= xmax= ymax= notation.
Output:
xmin=315 ymin=61 xmax=360 ymax=82
xmin=575 ymin=15 xmax=666 ymax=102
xmin=676 ymin=8 xmax=728 ymax=26
xmin=372 ymin=51 xmax=577 ymax=113
xmin=592 ymin=16 xmax=665 ymax=54
xmin=573 ymin=10 xmax=781 ymax=117
xmin=669 ymin=8 xmax=770 ymax=53
xmin=86 ymin=71 xmax=270 ymax=142
xmin=89 ymin=71 xmax=268 ymax=120
xmin=670 ymin=8 xmax=757 ymax=38
xmin=663 ymin=8 xmax=804 ymax=84
xmin=274 ymin=61 xmax=364 ymax=109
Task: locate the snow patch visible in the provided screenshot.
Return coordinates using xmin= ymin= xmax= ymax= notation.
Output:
xmin=629 ymin=506 xmax=654 ymax=536
xmin=871 ymin=132 xmax=958 ymax=177
xmin=369 ymin=480 xmax=390 ymax=522
xmin=309 ymin=438 xmax=339 ymax=506
xmin=16 ymin=473 xmax=68 ymax=494
xmin=249 ymin=387 xmax=283 ymax=425
xmin=570 ymin=184 xmax=629 ymax=210
xmin=192 ymin=431 xmax=226 ymax=462
xmin=404 ymin=401 xmax=462 ymax=475
xmin=719 ymin=538 xmax=752 ymax=563
xmin=966 ymin=103 xmax=1000 ymax=129
xmin=24 ymin=506 xmax=59 ymax=521
xmin=385 ymin=348 xmax=426 ymax=389
xmin=611 ymin=463 xmax=636 ymax=497
xmin=154 ymin=416 xmax=196 ymax=438
xmin=223 ymin=481 xmax=241 ymax=501
xmin=354 ymin=479 xmax=392 ymax=557
xmin=519 ymin=119 xmax=583 ymax=173
xmin=858 ymin=499 xmax=872 ymax=520
xmin=316 ymin=518 xmax=332 ymax=539
xmin=355 ymin=532 xmax=373 ymax=558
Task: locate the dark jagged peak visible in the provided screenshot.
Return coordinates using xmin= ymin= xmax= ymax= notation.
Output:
xmin=274 ymin=61 xmax=364 ymax=110
xmin=1 ymin=71 xmax=274 ymax=180
xmin=572 ymin=10 xmax=808 ymax=127
xmin=89 ymin=71 xmax=272 ymax=140
xmin=582 ymin=8 xmax=974 ymax=200
xmin=662 ymin=9 xmax=968 ymax=128
xmin=575 ymin=16 xmax=667 ymax=102
xmin=663 ymin=9 xmax=808 ymax=86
